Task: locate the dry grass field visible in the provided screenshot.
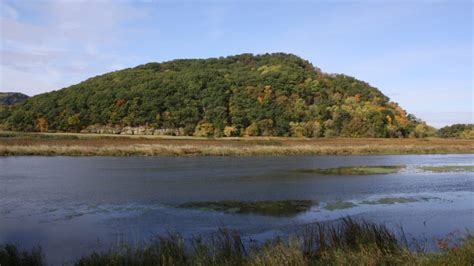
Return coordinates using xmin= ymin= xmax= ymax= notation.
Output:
xmin=0 ymin=131 xmax=472 ymax=156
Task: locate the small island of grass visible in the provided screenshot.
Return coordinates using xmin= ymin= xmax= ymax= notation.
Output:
xmin=295 ymin=165 xmax=403 ymax=175
xmin=417 ymin=165 xmax=474 ymax=173
xmin=178 ymin=200 xmax=315 ymax=216
xmin=361 ymin=197 xmax=419 ymax=205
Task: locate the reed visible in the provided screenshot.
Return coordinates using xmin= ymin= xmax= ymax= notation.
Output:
xmin=1 ymin=132 xmax=473 ymax=156
xmin=2 ymin=218 xmax=473 ymax=265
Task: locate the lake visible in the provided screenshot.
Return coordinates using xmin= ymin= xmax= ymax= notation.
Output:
xmin=1 ymin=154 xmax=473 ymax=264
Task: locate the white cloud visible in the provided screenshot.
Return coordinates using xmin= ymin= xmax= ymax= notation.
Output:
xmin=0 ymin=1 xmax=18 ymax=19
xmin=415 ymin=111 xmax=473 ymax=129
xmin=0 ymin=0 xmax=150 ymax=94
xmin=1 ymin=65 xmax=61 ymax=96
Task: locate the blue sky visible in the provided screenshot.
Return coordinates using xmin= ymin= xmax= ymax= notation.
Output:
xmin=1 ymin=0 xmax=472 ymax=127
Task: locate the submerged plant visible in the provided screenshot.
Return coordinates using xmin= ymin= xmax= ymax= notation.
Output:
xmin=323 ymin=201 xmax=356 ymax=211
xmin=417 ymin=165 xmax=474 ymax=173
xmin=294 ymin=165 xmax=404 ymax=175
xmin=178 ymin=200 xmax=315 ymax=216
xmin=361 ymin=197 xmax=419 ymax=205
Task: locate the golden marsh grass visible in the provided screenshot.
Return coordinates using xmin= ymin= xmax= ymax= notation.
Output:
xmin=0 ymin=132 xmax=473 ymax=156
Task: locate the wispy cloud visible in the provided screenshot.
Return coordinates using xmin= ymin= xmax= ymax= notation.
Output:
xmin=0 ymin=0 xmax=150 ymax=95
xmin=0 ymin=1 xmax=18 ymax=19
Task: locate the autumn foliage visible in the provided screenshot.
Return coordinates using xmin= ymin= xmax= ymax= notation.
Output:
xmin=0 ymin=53 xmax=426 ymax=137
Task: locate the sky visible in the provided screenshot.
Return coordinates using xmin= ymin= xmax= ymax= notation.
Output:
xmin=0 ymin=0 xmax=472 ymax=128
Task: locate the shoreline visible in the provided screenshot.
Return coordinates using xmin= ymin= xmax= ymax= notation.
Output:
xmin=1 ymin=132 xmax=473 ymax=156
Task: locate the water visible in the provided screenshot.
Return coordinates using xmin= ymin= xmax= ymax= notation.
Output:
xmin=1 ymin=154 xmax=473 ymax=264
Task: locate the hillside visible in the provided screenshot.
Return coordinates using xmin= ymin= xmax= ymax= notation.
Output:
xmin=0 ymin=92 xmax=29 ymax=106
xmin=0 ymin=53 xmax=427 ymax=137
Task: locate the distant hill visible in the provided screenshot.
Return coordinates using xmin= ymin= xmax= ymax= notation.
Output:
xmin=0 ymin=53 xmax=428 ymax=137
xmin=0 ymin=92 xmax=29 ymax=106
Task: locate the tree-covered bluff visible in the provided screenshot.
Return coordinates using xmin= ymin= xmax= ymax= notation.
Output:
xmin=0 ymin=53 xmax=429 ymax=137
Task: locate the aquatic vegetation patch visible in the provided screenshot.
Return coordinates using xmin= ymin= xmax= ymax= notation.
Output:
xmin=64 ymin=212 xmax=84 ymax=220
xmin=295 ymin=165 xmax=404 ymax=175
xmin=417 ymin=165 xmax=474 ymax=173
xmin=361 ymin=197 xmax=419 ymax=205
xmin=0 ymin=209 xmax=11 ymax=216
xmin=324 ymin=201 xmax=356 ymax=211
xmin=178 ymin=200 xmax=315 ymax=216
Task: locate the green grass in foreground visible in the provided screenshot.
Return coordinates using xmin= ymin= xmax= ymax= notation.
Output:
xmin=361 ymin=197 xmax=419 ymax=205
xmin=2 ymin=218 xmax=473 ymax=266
xmin=295 ymin=165 xmax=404 ymax=175
xmin=418 ymin=165 xmax=474 ymax=172
xmin=178 ymin=200 xmax=315 ymax=217
xmin=0 ymin=245 xmax=43 ymax=266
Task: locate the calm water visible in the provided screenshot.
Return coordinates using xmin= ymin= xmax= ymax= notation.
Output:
xmin=1 ymin=155 xmax=473 ymax=264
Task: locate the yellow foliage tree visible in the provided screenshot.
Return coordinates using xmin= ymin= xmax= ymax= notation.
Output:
xmin=414 ymin=123 xmax=436 ymax=138
xmin=304 ymin=121 xmax=322 ymax=138
xmin=35 ymin=117 xmax=48 ymax=132
xmin=244 ymin=123 xmax=259 ymax=137
xmin=223 ymin=126 xmax=237 ymax=137
xmin=460 ymin=129 xmax=474 ymax=139
xmin=194 ymin=122 xmax=214 ymax=137
xmin=289 ymin=122 xmax=305 ymax=137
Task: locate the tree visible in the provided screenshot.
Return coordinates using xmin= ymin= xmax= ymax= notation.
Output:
xmin=244 ymin=123 xmax=259 ymax=137
xmin=460 ymin=129 xmax=474 ymax=139
xmin=67 ymin=114 xmax=82 ymax=132
xmin=223 ymin=126 xmax=237 ymax=137
xmin=303 ymin=121 xmax=322 ymax=138
xmin=289 ymin=122 xmax=305 ymax=137
xmin=257 ymin=119 xmax=274 ymax=136
xmin=35 ymin=117 xmax=48 ymax=132
xmin=438 ymin=124 xmax=474 ymax=138
xmin=194 ymin=122 xmax=215 ymax=137
xmin=413 ymin=123 xmax=436 ymax=138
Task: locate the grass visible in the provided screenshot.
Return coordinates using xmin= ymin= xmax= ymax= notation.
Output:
xmin=1 ymin=131 xmax=473 ymax=156
xmin=324 ymin=201 xmax=356 ymax=210
xmin=0 ymin=244 xmax=43 ymax=266
xmin=2 ymin=218 xmax=473 ymax=265
xmin=295 ymin=165 xmax=404 ymax=175
xmin=361 ymin=197 xmax=420 ymax=205
xmin=418 ymin=165 xmax=474 ymax=172
xmin=178 ymin=200 xmax=315 ymax=217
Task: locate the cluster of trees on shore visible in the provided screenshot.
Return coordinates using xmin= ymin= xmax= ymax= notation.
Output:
xmin=437 ymin=124 xmax=474 ymax=139
xmin=0 ymin=53 xmax=445 ymax=138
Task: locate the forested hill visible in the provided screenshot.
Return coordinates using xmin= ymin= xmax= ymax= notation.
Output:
xmin=0 ymin=92 xmax=29 ymax=106
xmin=0 ymin=53 xmax=430 ymax=137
